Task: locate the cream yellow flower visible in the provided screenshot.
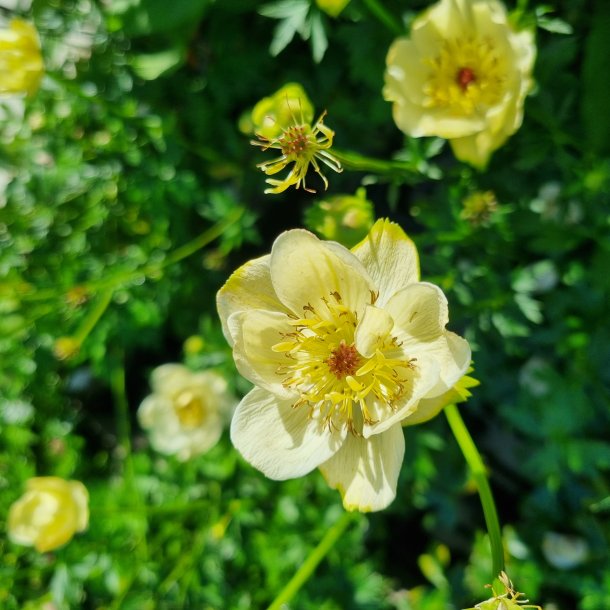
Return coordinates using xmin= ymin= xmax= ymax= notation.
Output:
xmin=137 ymin=364 xmax=234 ymax=461
xmin=252 ymin=110 xmax=342 ymax=194
xmin=217 ymin=219 xmax=470 ymax=512
xmin=0 ymin=19 xmax=44 ymax=96
xmin=383 ymin=0 xmax=535 ymax=168
xmin=249 ymin=82 xmax=314 ymax=140
xmin=8 ymin=477 xmax=89 ymax=553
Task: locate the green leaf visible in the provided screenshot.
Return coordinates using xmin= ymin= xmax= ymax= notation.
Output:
xmin=309 ymin=11 xmax=328 ymax=63
xmin=130 ymin=47 xmax=186 ymax=80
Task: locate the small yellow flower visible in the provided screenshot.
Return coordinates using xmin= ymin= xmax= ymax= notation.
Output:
xmin=461 ymin=190 xmax=499 ymax=225
xmin=0 ymin=19 xmax=44 ymax=96
xmin=8 ymin=477 xmax=89 ymax=553
xmin=252 ymin=110 xmax=342 ymax=194
xmin=464 ymin=572 xmax=542 ymax=610
xmin=304 ymin=187 xmax=375 ymax=248
xmin=316 ymin=0 xmax=351 ymax=18
xmin=383 ymin=0 xmax=536 ymax=168
xmin=217 ymin=219 xmax=471 ymax=512
xmin=247 ymin=82 xmax=314 ymax=140
xmin=137 ymin=364 xmax=235 ymax=461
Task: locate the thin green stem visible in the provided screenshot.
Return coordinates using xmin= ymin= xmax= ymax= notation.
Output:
xmin=333 ymin=148 xmax=423 ymax=182
xmin=73 ymin=289 xmax=113 ymax=345
xmin=266 ymin=510 xmax=357 ymax=610
xmin=444 ymin=403 xmax=504 ymax=579
xmin=360 ymin=0 xmax=403 ymax=35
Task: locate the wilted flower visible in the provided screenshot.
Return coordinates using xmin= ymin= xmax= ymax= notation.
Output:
xmin=8 ymin=477 xmax=89 ymax=553
xmin=246 ymin=82 xmax=314 ymax=140
xmin=0 ymin=19 xmax=44 ymax=96
xmin=461 ymin=190 xmax=499 ymax=225
xmin=316 ymin=0 xmax=351 ymax=18
xmin=464 ymin=571 xmax=542 ymax=610
xmin=383 ymin=0 xmax=535 ymax=168
xmin=217 ymin=219 xmax=470 ymax=511
xmin=252 ymin=110 xmax=342 ymax=194
xmin=304 ymin=187 xmax=375 ymax=248
xmin=137 ymin=364 xmax=235 ymax=461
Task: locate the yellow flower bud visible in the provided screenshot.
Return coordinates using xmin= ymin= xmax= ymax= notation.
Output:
xmin=8 ymin=477 xmax=89 ymax=553
xmin=316 ymin=0 xmax=351 ymax=18
xmin=0 ymin=19 xmax=44 ymax=97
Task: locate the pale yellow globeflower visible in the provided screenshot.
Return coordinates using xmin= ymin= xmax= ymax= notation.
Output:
xmin=8 ymin=477 xmax=89 ymax=553
xmin=383 ymin=0 xmax=536 ymax=168
xmin=0 ymin=19 xmax=44 ymax=96
xmin=137 ymin=364 xmax=235 ymax=461
xmin=217 ymin=219 xmax=471 ymax=512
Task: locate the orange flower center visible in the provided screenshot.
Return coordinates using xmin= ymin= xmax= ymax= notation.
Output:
xmin=326 ymin=341 xmax=360 ymax=379
xmin=457 ymin=67 xmax=476 ymax=90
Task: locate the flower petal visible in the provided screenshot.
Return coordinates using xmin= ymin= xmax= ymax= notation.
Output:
xmin=270 ymin=229 xmax=374 ymax=314
xmin=351 ymin=219 xmax=419 ymax=305
xmin=228 ymin=309 xmax=299 ymax=400
xmin=385 ymin=282 xmax=449 ymax=341
xmin=354 ymin=305 xmax=394 ymax=358
xmin=319 ymin=424 xmax=405 ymax=512
xmin=231 ymin=387 xmax=346 ymax=480
xmin=217 ymin=254 xmax=287 ymax=346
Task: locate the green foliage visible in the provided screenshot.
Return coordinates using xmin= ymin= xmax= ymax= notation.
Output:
xmin=1 ymin=0 xmax=609 ymax=608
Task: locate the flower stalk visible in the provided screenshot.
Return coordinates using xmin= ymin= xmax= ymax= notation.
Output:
xmin=444 ymin=403 xmax=504 ymax=579
xmin=266 ymin=510 xmax=357 ymax=610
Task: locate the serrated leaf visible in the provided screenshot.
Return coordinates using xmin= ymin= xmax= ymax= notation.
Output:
xmin=269 ymin=17 xmax=300 ymax=56
xmin=259 ymin=0 xmax=309 ymax=20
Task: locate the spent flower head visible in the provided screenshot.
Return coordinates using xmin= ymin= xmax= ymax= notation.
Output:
xmin=8 ymin=477 xmax=89 ymax=553
xmin=252 ymin=109 xmax=342 ymax=194
xmin=137 ymin=364 xmax=235 ymax=461
xmin=384 ymin=0 xmax=536 ymax=168
xmin=0 ymin=19 xmax=44 ymax=97
xmin=217 ymin=219 xmax=470 ymax=511
xmin=465 ymin=572 xmax=542 ymax=610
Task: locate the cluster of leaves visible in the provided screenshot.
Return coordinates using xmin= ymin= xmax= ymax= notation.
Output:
xmin=1 ymin=0 xmax=609 ymax=608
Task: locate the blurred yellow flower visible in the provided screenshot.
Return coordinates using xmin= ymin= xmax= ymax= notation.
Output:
xmin=316 ymin=0 xmax=351 ymax=18
xmin=247 ymin=82 xmax=314 ymax=140
xmin=0 ymin=19 xmax=44 ymax=96
xmin=383 ymin=0 xmax=535 ymax=168
xmin=137 ymin=364 xmax=235 ymax=461
xmin=304 ymin=187 xmax=374 ymax=248
xmin=252 ymin=110 xmax=342 ymax=194
xmin=217 ymin=219 xmax=470 ymax=512
xmin=8 ymin=477 xmax=89 ymax=553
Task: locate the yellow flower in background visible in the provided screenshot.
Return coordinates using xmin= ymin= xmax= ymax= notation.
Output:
xmin=383 ymin=0 xmax=535 ymax=168
xmin=316 ymin=0 xmax=351 ymax=18
xmin=0 ymin=19 xmax=44 ymax=96
xmin=252 ymin=110 xmax=342 ymax=194
xmin=304 ymin=187 xmax=374 ymax=248
xmin=8 ymin=477 xmax=89 ymax=553
xmin=247 ymin=82 xmax=315 ymax=140
xmin=217 ymin=219 xmax=470 ymax=512
xmin=137 ymin=364 xmax=235 ymax=461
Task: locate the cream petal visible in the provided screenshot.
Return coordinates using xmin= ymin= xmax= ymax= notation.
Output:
xmin=319 ymin=424 xmax=405 ymax=512
xmin=228 ymin=309 xmax=299 ymax=400
xmin=354 ymin=305 xmax=394 ymax=358
xmin=351 ymin=219 xmax=420 ymax=306
xmin=385 ymin=282 xmax=449 ymax=341
xmin=270 ymin=229 xmax=374 ymax=315
xmin=231 ymin=387 xmax=346 ymax=480
xmin=217 ymin=254 xmax=287 ymax=346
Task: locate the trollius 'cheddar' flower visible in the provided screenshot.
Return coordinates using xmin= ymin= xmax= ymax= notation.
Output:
xmin=217 ymin=219 xmax=470 ymax=511
xmin=383 ymin=0 xmax=535 ymax=168
xmin=0 ymin=19 xmax=44 ymax=96
xmin=137 ymin=364 xmax=235 ymax=461
xmin=8 ymin=477 xmax=89 ymax=552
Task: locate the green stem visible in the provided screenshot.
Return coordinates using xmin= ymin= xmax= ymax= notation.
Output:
xmin=444 ymin=403 xmax=504 ymax=579
xmin=266 ymin=511 xmax=356 ymax=610
xmin=73 ymin=289 xmax=113 ymax=345
xmin=333 ymin=148 xmax=423 ymax=181
xmin=360 ymin=0 xmax=403 ymax=35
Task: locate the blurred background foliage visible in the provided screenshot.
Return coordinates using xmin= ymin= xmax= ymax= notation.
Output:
xmin=0 ymin=0 xmax=609 ymax=608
